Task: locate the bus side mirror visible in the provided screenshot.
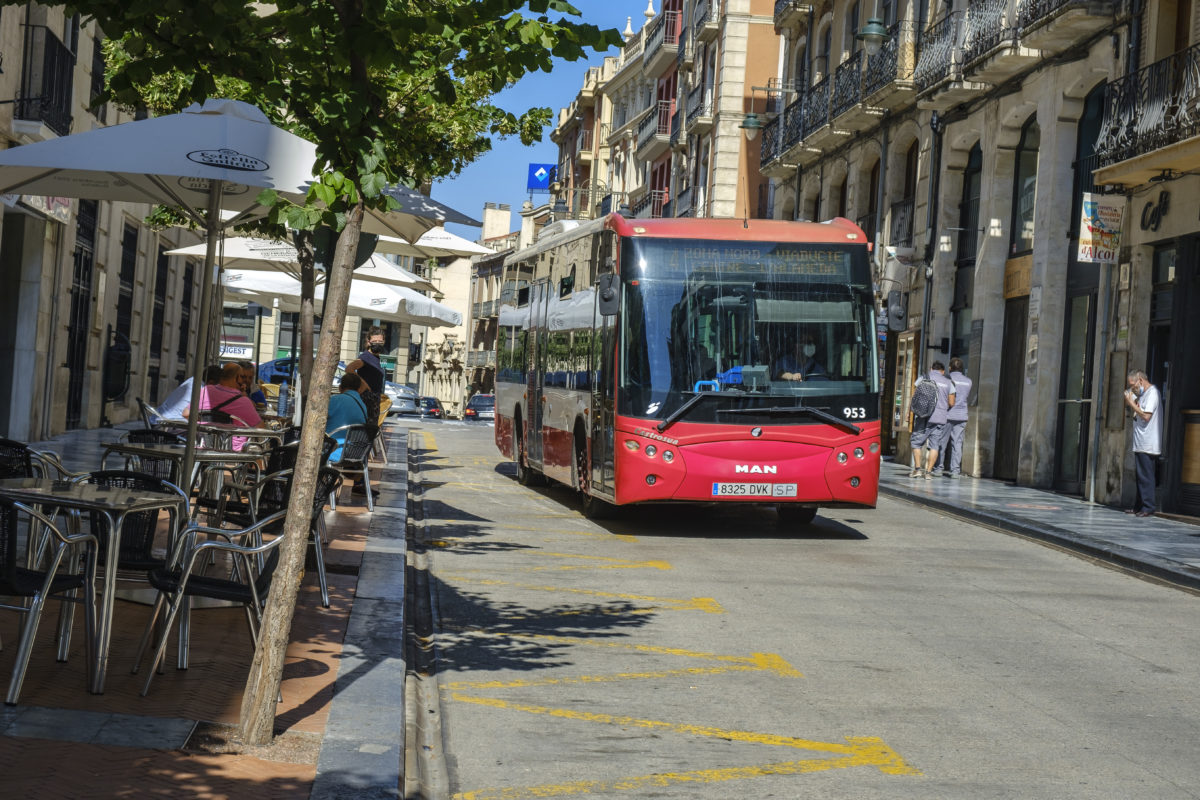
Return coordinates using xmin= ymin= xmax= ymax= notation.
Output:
xmin=886 ymin=290 xmax=907 ymax=332
xmin=597 ymin=273 xmax=620 ymax=316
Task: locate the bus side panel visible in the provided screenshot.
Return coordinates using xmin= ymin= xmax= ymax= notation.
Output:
xmin=494 ymin=407 xmax=514 ymax=460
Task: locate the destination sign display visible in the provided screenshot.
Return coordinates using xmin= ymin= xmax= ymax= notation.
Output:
xmin=627 ymin=240 xmax=864 ymax=283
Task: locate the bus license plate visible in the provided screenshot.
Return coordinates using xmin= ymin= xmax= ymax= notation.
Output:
xmin=711 ymin=482 xmax=798 ymax=498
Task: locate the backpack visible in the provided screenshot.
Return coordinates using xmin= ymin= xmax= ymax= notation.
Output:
xmin=911 ymin=377 xmax=938 ymax=419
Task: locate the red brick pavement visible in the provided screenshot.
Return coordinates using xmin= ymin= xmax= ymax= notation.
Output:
xmin=0 ymin=503 xmax=375 ymax=797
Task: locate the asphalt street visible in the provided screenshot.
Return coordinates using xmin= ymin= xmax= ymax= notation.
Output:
xmin=406 ymin=420 xmax=1200 ymax=800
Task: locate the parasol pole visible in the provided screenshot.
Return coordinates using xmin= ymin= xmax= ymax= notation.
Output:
xmin=182 ymin=181 xmax=225 ymax=488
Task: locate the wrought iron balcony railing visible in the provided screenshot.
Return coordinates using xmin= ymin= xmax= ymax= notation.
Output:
xmin=645 ymin=11 xmax=681 ymax=64
xmin=1016 ymin=0 xmax=1123 ymax=35
xmin=16 ymin=26 xmax=76 ymax=138
xmin=632 ymin=189 xmax=668 ymax=218
xmin=466 ymin=350 xmax=497 ymax=368
xmin=761 ymin=113 xmax=783 ymax=165
xmin=914 ymin=12 xmax=961 ymax=93
xmin=956 ymin=198 xmax=980 ymax=263
xmin=694 ymin=0 xmax=718 ymax=29
xmin=832 ymin=51 xmax=864 ymax=118
xmin=686 ymin=82 xmax=713 ymax=119
xmin=863 ymin=21 xmax=917 ymax=97
xmin=577 ymin=127 xmax=593 ymax=154
xmin=669 ymin=109 xmax=682 ymax=149
xmin=801 ymin=76 xmax=831 ymax=138
xmin=890 ymin=197 xmax=915 ymax=247
xmin=781 ymin=95 xmax=804 ymax=154
xmin=674 ymin=185 xmax=694 ymax=217
xmin=962 ymin=0 xmax=1015 ymax=67
xmin=637 ymin=100 xmax=673 ymax=149
xmin=856 ymin=211 xmax=878 ymax=241
xmin=1096 ymin=41 xmax=1200 ymax=168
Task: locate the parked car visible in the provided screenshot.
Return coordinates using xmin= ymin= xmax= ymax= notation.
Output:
xmin=258 ymin=357 xmax=415 ymax=415
xmin=418 ymin=396 xmax=443 ymax=419
xmin=463 ymin=393 xmax=495 ymax=421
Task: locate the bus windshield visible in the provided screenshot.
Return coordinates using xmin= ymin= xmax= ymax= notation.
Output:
xmin=618 ymin=238 xmax=878 ymax=423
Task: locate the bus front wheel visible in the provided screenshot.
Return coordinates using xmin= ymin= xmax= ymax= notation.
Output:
xmin=777 ymin=505 xmax=817 ymax=526
xmin=515 ymin=420 xmax=538 ymax=486
xmin=575 ymin=431 xmax=614 ymax=519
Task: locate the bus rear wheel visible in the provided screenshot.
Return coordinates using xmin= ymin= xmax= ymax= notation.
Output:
xmin=777 ymin=505 xmax=817 ymax=526
xmin=515 ymin=420 xmax=537 ymax=486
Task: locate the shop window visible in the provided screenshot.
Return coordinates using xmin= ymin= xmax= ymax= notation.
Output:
xmin=1010 ymin=116 xmax=1039 ymax=257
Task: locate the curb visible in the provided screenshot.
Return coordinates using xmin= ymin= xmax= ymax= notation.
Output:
xmin=879 ymin=484 xmax=1200 ymax=593
xmin=311 ymin=424 xmax=409 ymax=800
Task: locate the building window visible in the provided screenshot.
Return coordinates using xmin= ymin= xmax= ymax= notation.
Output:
xmin=150 ymin=246 xmax=169 ymax=356
xmin=116 ymin=223 xmax=138 ymax=344
xmin=178 ymin=262 xmax=195 ymax=363
xmin=1010 ymin=116 xmax=1039 ymax=257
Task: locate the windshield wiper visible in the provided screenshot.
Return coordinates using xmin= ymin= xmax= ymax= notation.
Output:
xmin=718 ymin=405 xmax=861 ymax=434
xmin=656 ymin=391 xmax=723 ymax=432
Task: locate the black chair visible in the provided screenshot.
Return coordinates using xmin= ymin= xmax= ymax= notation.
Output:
xmin=110 ymin=431 xmax=186 ymax=484
xmin=0 ymin=437 xmax=67 ymax=479
xmin=264 ymin=435 xmax=337 ymax=475
xmin=136 ymin=397 xmax=159 ymax=429
xmin=74 ymin=470 xmax=188 ymax=577
xmin=223 ymin=467 xmax=342 ymax=608
xmin=327 ymin=424 xmax=379 ymax=512
xmin=132 ymin=509 xmax=288 ymax=696
xmin=0 ymin=500 xmax=98 ymax=705
xmin=123 ymin=429 xmax=185 ymax=446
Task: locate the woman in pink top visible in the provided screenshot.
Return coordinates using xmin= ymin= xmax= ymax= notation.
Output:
xmin=190 ymin=363 xmax=263 ymax=450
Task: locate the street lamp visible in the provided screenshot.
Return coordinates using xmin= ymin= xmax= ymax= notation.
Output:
xmin=739 ymin=112 xmax=763 ymax=142
xmin=856 ymin=18 xmax=889 ymax=57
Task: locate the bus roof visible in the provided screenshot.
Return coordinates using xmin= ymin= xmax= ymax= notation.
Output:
xmin=607 ymin=215 xmax=868 ymax=245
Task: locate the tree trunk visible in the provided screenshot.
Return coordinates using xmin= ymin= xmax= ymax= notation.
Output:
xmin=238 ymin=200 xmax=365 ymax=744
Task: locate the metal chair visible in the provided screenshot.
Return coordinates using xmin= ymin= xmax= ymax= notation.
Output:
xmin=327 ymin=424 xmax=378 ymax=512
xmin=132 ymin=509 xmax=288 ymax=696
xmin=0 ymin=437 xmax=62 ymax=479
xmin=136 ymin=397 xmax=159 ymax=429
xmin=74 ymin=470 xmax=189 ymax=577
xmin=109 ymin=431 xmax=186 ymax=484
xmin=0 ymin=500 xmax=99 ymax=705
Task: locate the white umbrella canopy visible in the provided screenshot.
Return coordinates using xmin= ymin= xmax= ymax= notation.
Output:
xmin=0 ymin=98 xmax=319 ymax=482
xmin=377 ymin=226 xmax=493 ymax=259
xmin=223 ymin=269 xmax=461 ymax=327
xmin=166 ymin=238 xmax=438 ymax=291
xmin=363 ymin=185 xmax=481 ymax=241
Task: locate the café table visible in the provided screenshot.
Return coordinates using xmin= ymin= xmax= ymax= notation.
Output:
xmin=101 ymin=442 xmax=266 ymax=515
xmin=0 ymin=477 xmax=188 ymax=693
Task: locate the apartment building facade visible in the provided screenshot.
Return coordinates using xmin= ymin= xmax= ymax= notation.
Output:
xmin=0 ymin=5 xmax=207 ymax=440
xmin=546 ymin=0 xmax=1199 ymax=513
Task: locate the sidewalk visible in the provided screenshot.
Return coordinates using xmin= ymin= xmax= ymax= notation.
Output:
xmin=879 ymin=460 xmax=1200 ymax=592
xmin=0 ymin=421 xmax=410 ymax=798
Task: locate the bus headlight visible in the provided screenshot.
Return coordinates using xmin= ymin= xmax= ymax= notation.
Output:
xmin=850 ymin=477 xmax=860 ymax=487
xmin=854 ymin=447 xmax=864 ymax=459
xmin=625 ymin=440 xmax=640 ymax=451
xmin=662 ymin=450 xmax=674 ymax=463
xmin=837 ymin=452 xmax=848 ymax=463
xmin=646 ymin=474 xmax=657 ymax=485
xmin=869 ymin=442 xmax=880 ymax=454
xmin=645 ymin=445 xmax=657 ymax=458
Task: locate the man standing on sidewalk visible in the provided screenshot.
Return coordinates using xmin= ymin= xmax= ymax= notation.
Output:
xmin=1124 ymin=369 xmax=1162 ymax=517
xmin=936 ymin=357 xmax=971 ymax=478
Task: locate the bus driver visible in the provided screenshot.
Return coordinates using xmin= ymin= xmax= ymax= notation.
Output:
xmin=774 ymin=335 xmax=826 ymax=381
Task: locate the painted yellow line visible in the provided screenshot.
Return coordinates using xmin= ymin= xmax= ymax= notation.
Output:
xmin=443 ymin=662 xmax=793 ymax=691
xmin=439 ymin=576 xmax=724 ymax=613
xmin=440 ymin=632 xmax=800 ymax=676
xmin=455 ymin=750 xmax=919 ymax=799
xmin=449 ymin=693 xmax=917 ymax=770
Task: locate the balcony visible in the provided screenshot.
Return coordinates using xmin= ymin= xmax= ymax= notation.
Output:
xmin=636 ymin=100 xmax=673 ymax=161
xmin=470 ymin=300 xmax=499 ymax=320
xmin=862 ymin=22 xmax=918 ymax=110
xmin=1094 ymin=42 xmax=1200 ymax=187
xmin=960 ymin=0 xmax=1040 ymax=85
xmin=685 ymin=83 xmax=713 ymax=134
xmin=799 ymin=75 xmax=851 ymax=150
xmin=774 ymin=0 xmax=810 ymax=32
xmin=644 ymin=11 xmax=681 ymax=76
xmin=890 ymin=197 xmax=915 ymax=249
xmin=759 ymin=114 xmax=785 ymax=175
xmin=677 ymin=28 xmax=694 ymax=69
xmin=694 ymin=0 xmax=720 ymax=42
xmin=1018 ymin=0 xmax=1122 ymax=56
xmin=600 ymin=192 xmax=630 ymax=216
xmin=632 ymin=189 xmax=668 ymax=219
xmin=14 ymin=26 xmax=76 ymax=141
xmin=577 ymin=127 xmax=594 ymax=163
xmin=669 ymin=109 xmax=685 ymax=152
xmin=466 ymin=350 xmax=496 ymax=368
xmin=856 ymin=211 xmax=879 ymax=242
xmin=762 ymin=95 xmax=819 ymax=176
xmin=623 ymin=28 xmax=645 ymax=61
xmin=831 ymin=52 xmax=863 ymax=118
xmin=914 ymin=12 xmax=985 ymax=111
xmin=675 ymin=185 xmax=694 ymax=217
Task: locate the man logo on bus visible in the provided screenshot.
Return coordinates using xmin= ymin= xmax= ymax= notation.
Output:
xmin=735 ymin=464 xmax=778 ymax=474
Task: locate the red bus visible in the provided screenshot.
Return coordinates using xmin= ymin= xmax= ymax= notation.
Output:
xmin=494 ymin=214 xmax=880 ymax=524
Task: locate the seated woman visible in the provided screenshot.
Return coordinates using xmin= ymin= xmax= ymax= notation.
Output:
xmin=325 ymin=374 xmax=369 ymax=462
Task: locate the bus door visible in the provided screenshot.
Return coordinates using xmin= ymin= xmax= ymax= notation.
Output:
xmin=527 ymin=279 xmax=551 ymax=467
xmin=590 ymin=312 xmax=617 ymax=495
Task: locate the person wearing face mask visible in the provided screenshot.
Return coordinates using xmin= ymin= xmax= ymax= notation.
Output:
xmin=775 ymin=335 xmax=826 ymax=381
xmin=1123 ymin=368 xmax=1162 ymax=517
xmin=344 ymin=325 xmax=387 ymax=423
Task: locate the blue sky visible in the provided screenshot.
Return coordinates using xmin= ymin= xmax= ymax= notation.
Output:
xmin=432 ymin=1 xmax=648 ymax=239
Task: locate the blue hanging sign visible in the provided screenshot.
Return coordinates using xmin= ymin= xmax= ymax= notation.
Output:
xmin=527 ymin=163 xmax=557 ymax=193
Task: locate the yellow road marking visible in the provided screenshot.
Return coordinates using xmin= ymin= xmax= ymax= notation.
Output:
xmin=440 ymin=632 xmax=800 ymax=676
xmin=443 ymin=663 xmax=794 ymax=691
xmin=449 ymin=693 xmax=918 ymax=771
xmin=440 ymin=576 xmax=723 ymax=613
xmin=455 ymin=750 xmax=919 ymax=799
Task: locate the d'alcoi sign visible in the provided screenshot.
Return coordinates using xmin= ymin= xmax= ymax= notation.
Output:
xmin=1077 ymin=193 xmax=1126 ymax=264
